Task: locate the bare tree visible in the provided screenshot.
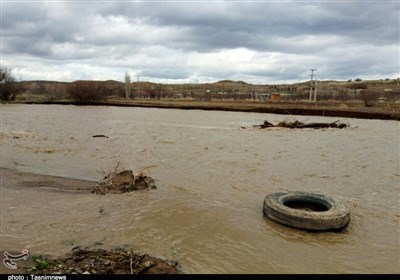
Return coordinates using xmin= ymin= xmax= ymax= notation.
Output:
xmin=0 ymin=65 xmax=18 ymax=101
xmin=125 ymin=71 xmax=131 ymax=99
xmin=360 ymin=89 xmax=380 ymax=107
xmin=67 ymin=81 xmax=107 ymax=102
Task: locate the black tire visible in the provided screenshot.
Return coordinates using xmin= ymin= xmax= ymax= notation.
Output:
xmin=263 ymin=191 xmax=350 ymax=231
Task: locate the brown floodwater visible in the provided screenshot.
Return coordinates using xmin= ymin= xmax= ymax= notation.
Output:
xmin=1 ymin=104 xmax=399 ymax=273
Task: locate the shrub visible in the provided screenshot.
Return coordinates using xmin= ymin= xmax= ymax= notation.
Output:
xmin=67 ymin=81 xmax=107 ymax=102
xmin=347 ymin=82 xmax=367 ymax=90
xmin=360 ymin=89 xmax=380 ymax=107
xmin=0 ymin=65 xmax=18 ymax=101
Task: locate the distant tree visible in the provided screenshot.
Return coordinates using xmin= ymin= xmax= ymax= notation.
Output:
xmin=144 ymin=87 xmax=156 ymax=99
xmin=355 ymin=78 xmax=362 ymax=82
xmin=67 ymin=81 xmax=107 ymax=102
xmin=385 ymin=90 xmax=400 ymax=102
xmin=347 ymin=82 xmax=367 ymax=90
xmin=360 ymin=89 xmax=380 ymax=107
xmin=335 ymin=88 xmax=352 ymax=101
xmin=0 ymin=65 xmax=18 ymax=101
xmin=155 ymin=83 xmax=163 ymax=99
xmin=125 ymin=72 xmax=131 ymax=99
xmin=116 ymin=85 xmax=125 ymax=98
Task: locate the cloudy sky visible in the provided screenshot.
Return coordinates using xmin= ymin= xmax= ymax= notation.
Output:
xmin=2 ymin=0 xmax=399 ymax=84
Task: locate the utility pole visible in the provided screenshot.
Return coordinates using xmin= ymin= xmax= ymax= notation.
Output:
xmin=313 ymin=79 xmax=318 ymax=102
xmin=309 ymin=69 xmax=317 ymax=101
xmin=136 ymin=75 xmax=140 ymax=99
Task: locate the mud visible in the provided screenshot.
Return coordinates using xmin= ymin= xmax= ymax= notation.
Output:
xmin=92 ymin=170 xmax=156 ymax=194
xmin=26 ymin=247 xmax=180 ymax=274
xmin=18 ymin=99 xmax=400 ymax=120
xmin=0 ymin=168 xmax=95 ymax=193
xmin=250 ymin=120 xmax=349 ymax=129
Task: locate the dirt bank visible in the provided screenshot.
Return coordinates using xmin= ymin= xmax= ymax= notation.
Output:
xmin=1 ymin=247 xmax=180 ymax=274
xmin=19 ymin=99 xmax=400 ymax=120
xmin=0 ymin=167 xmax=95 ymax=193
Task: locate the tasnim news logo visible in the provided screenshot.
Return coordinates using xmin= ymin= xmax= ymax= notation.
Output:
xmin=3 ymin=250 xmax=29 ymax=270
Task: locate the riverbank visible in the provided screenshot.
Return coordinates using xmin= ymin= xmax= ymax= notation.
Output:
xmin=17 ymin=99 xmax=400 ymax=120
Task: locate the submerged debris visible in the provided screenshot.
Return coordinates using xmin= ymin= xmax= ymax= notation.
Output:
xmin=27 ymin=247 xmax=180 ymax=274
xmin=92 ymin=169 xmax=156 ymax=195
xmin=250 ymin=120 xmax=349 ymax=129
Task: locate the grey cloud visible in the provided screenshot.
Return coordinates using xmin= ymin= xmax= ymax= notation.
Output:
xmin=140 ymin=67 xmax=191 ymax=80
xmin=2 ymin=1 xmax=398 ymax=83
xmin=134 ymin=2 xmax=399 ymax=51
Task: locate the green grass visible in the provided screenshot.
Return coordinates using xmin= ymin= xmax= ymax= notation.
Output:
xmin=27 ymin=255 xmax=53 ymax=272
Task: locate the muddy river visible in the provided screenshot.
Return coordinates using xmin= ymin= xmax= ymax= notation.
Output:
xmin=1 ymin=104 xmax=399 ymax=273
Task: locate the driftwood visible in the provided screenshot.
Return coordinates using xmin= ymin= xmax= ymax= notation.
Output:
xmin=92 ymin=134 xmax=109 ymax=138
xmin=253 ymin=120 xmax=348 ymax=129
xmin=92 ymin=169 xmax=156 ymax=195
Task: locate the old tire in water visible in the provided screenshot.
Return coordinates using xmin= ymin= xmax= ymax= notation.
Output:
xmin=263 ymin=191 xmax=350 ymax=231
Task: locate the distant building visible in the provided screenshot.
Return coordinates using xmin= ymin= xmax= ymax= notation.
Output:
xmin=255 ymin=93 xmax=270 ymax=101
xmin=271 ymin=93 xmax=281 ymax=102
